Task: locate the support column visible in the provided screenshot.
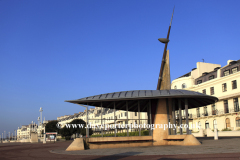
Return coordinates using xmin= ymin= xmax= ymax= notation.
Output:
xmin=114 ymin=102 xmax=116 ymax=137
xmin=185 ymin=99 xmax=189 ymax=134
xmin=86 ymin=105 xmax=89 ymax=138
xmin=101 ymin=102 xmax=103 ymax=137
xmin=152 ymin=99 xmax=168 ymax=145
xmin=172 ymin=99 xmax=176 ymax=135
xmin=138 ymin=101 xmax=141 ymax=136
xmin=149 ymin=100 xmax=152 ymax=136
xmin=178 ymin=99 xmax=182 ymax=135
xmin=126 ymin=101 xmax=129 ymax=137
xmin=166 ymin=99 xmax=171 ymax=135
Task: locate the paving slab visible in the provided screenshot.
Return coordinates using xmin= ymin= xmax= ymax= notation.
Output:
xmin=51 ymin=138 xmax=240 ymax=156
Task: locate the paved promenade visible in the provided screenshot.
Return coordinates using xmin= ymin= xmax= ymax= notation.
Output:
xmin=0 ymin=137 xmax=240 ymax=160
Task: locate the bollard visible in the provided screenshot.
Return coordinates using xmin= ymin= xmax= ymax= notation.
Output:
xmin=214 ymin=128 xmax=218 ymax=140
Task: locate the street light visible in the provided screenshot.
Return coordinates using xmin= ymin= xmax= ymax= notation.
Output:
xmin=39 ymin=107 xmax=43 ymax=126
xmin=42 ymin=120 xmax=47 ymax=144
xmin=38 ymin=117 xmax=40 ymax=127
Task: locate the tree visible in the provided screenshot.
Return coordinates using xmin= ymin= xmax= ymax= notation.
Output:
xmin=59 ymin=126 xmax=71 ymax=139
xmin=59 ymin=119 xmax=93 ymax=139
xmin=45 ymin=120 xmax=59 ymax=132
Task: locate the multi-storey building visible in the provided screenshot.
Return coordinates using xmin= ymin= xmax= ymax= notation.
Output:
xmin=17 ymin=122 xmax=45 ymax=140
xmin=171 ymin=60 xmax=240 ymax=132
xmin=58 ymin=107 xmax=148 ymax=135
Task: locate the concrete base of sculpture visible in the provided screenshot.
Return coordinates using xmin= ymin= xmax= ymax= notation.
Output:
xmin=182 ymin=134 xmax=201 ymax=145
xmin=66 ymin=138 xmax=85 ymax=151
xmin=153 ymin=99 xmax=169 ymax=146
xmin=65 ymin=134 xmax=200 ymax=151
xmin=88 ymin=136 xmax=152 ymax=149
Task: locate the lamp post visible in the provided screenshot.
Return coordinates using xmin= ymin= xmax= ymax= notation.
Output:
xmin=39 ymin=107 xmax=43 ymax=127
xmin=43 ymin=121 xmax=46 ymax=144
xmin=37 ymin=117 xmax=40 ymax=138
xmin=9 ymin=132 xmax=10 ymax=141
xmin=15 ymin=130 xmax=16 ymax=141
xmin=4 ymin=131 xmax=5 ymax=141
xmin=38 ymin=117 xmax=40 ymax=127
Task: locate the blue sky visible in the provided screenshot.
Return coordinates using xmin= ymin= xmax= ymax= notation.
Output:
xmin=0 ymin=0 xmax=240 ymax=136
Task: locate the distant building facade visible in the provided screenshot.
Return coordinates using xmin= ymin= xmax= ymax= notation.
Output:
xmin=58 ymin=108 xmax=148 ymax=135
xmin=17 ymin=122 xmax=46 ymax=140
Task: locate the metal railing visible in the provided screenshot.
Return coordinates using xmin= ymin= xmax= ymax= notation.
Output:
xmin=192 ymin=108 xmax=240 ymax=118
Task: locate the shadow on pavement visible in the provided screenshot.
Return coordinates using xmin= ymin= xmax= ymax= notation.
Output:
xmin=92 ymin=152 xmax=142 ymax=160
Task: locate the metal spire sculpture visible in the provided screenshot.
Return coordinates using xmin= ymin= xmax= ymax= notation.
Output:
xmin=157 ymin=7 xmax=174 ymax=90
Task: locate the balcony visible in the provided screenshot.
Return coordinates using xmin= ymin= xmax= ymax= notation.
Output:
xmin=212 ymin=110 xmax=217 ymax=115
xmin=192 ymin=108 xmax=240 ymax=119
xmin=176 ymin=114 xmax=192 ymax=119
xmin=224 ymin=108 xmax=229 ymax=114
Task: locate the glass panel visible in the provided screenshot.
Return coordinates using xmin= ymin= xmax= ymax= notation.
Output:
xmin=234 ymin=98 xmax=239 ymax=112
xmin=232 ymin=80 xmax=237 ymax=89
xmin=204 ymin=106 xmax=208 ymax=116
xmin=224 ymin=100 xmax=229 ymax=113
xmin=224 ymin=70 xmax=230 ymax=76
xmin=197 ymin=80 xmax=202 ymax=84
xmin=232 ymin=67 xmax=238 ymax=74
xmin=212 ymin=104 xmax=216 ymax=115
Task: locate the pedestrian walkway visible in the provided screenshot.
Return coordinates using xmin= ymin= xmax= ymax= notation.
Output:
xmin=51 ymin=137 xmax=240 ymax=156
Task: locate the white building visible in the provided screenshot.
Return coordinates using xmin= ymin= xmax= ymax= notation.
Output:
xmin=58 ymin=107 xmax=148 ymax=135
xmin=171 ymin=60 xmax=240 ymax=132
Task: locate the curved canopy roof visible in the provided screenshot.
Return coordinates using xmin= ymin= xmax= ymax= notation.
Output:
xmin=65 ymin=90 xmax=218 ymax=112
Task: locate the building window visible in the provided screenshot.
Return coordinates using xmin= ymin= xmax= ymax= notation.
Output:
xmin=232 ymin=80 xmax=237 ymax=89
xmin=197 ymin=108 xmax=200 ymax=117
xmin=205 ymin=120 xmax=209 ymax=129
xmin=232 ymin=67 xmax=238 ymax=74
xmin=224 ymin=100 xmax=229 ymax=113
xmin=182 ymin=83 xmax=186 ymax=89
xmin=212 ymin=104 xmax=216 ymax=115
xmin=224 ymin=70 xmax=230 ymax=76
xmin=222 ymin=83 xmax=227 ymax=92
xmin=197 ymin=80 xmax=202 ymax=84
xmin=204 ymin=106 xmax=208 ymax=116
xmin=210 ymin=87 xmax=214 ymax=95
xmin=174 ymin=85 xmax=177 ymax=89
xmin=213 ymin=119 xmax=217 ymax=129
xmin=125 ymin=112 xmax=127 ymax=117
xmin=202 ymin=89 xmax=206 ymax=94
xmin=209 ymin=75 xmax=214 ymax=80
xmin=226 ymin=118 xmax=230 ymax=128
xmin=236 ymin=117 xmax=240 ymax=127
xmin=135 ymin=112 xmax=137 ymax=116
xmin=198 ymin=121 xmax=201 ymax=130
xmin=234 ymin=98 xmax=239 ymax=112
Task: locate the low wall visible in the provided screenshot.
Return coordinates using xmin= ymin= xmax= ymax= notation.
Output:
xmin=19 ymin=139 xmax=30 ymax=143
xmin=88 ymin=136 xmax=153 ymax=149
xmin=206 ymin=128 xmax=240 ymax=137
xmin=192 ymin=129 xmax=205 ymax=137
